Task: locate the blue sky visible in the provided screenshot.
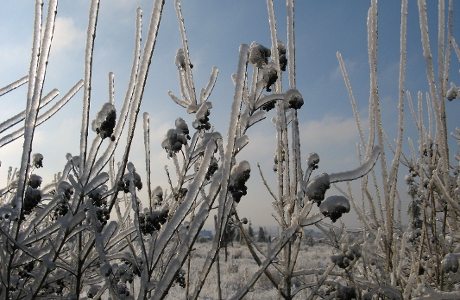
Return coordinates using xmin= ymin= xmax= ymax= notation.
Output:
xmin=1 ymin=1 xmax=459 ymax=229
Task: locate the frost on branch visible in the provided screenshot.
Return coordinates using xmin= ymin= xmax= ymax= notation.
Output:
xmin=152 ymin=186 xmax=163 ymax=206
xmin=91 ymin=102 xmax=116 ymax=140
xmin=229 ymin=160 xmax=251 ymax=203
xmin=319 ymin=195 xmax=350 ymax=222
xmin=32 ymin=153 xmax=43 ymax=168
xmin=248 ymin=42 xmax=271 ymax=68
xmin=304 ymin=172 xmax=330 ymax=205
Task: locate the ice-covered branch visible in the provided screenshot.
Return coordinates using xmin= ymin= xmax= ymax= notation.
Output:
xmin=329 ymin=146 xmax=381 ymax=183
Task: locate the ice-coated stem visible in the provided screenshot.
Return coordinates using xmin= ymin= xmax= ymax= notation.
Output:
xmin=87 ymin=7 xmax=143 ymax=180
xmin=80 ymin=0 xmax=100 ymax=177
xmin=143 ymin=112 xmax=153 ymax=210
xmin=0 ymin=75 xmax=28 ymax=97
xmin=175 ymin=0 xmax=196 ymax=105
xmin=329 ymin=146 xmax=381 ymax=183
xmin=0 ymin=88 xmax=58 ymax=135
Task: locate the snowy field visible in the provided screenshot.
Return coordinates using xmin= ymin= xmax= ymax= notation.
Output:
xmin=165 ymin=242 xmax=333 ymax=300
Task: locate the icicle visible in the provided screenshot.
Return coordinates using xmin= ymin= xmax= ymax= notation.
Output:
xmin=329 ymin=146 xmax=381 ymax=183
xmin=0 ymin=75 xmax=28 ymax=97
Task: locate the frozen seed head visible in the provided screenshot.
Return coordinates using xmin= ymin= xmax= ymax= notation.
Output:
xmin=175 ymin=117 xmax=190 ymax=139
xmin=319 ymin=195 xmax=350 ymax=222
xmin=58 ymin=181 xmax=74 ymax=200
xmin=153 ymin=186 xmax=163 ymax=205
xmin=161 ymin=128 xmax=187 ymax=157
xmin=307 ymin=153 xmax=320 ymax=170
xmin=175 ymin=48 xmax=186 ymax=69
xmin=284 ymin=88 xmax=304 ymax=109
xmin=447 ymin=83 xmax=458 ymax=101
xmin=248 ymin=42 xmax=271 ymax=68
xmin=32 ymin=153 xmax=43 ymax=168
xmin=23 ymin=186 xmax=42 ymax=217
xmin=277 ymin=40 xmax=287 ymax=71
xmin=229 ymin=160 xmax=251 ymax=203
xmin=331 ymin=253 xmax=351 ymax=269
xmin=28 ymin=174 xmax=42 ymax=189
xmin=92 ymin=102 xmax=116 ymax=140
xmin=305 ymin=173 xmax=330 ymax=205
xmin=336 ymin=285 xmax=357 ymax=300
xmin=262 ymin=62 xmax=278 ymax=92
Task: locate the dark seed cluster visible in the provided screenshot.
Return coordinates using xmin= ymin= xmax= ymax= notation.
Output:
xmin=139 ymin=209 xmax=169 ymax=235
xmin=228 ymin=161 xmax=251 ymax=203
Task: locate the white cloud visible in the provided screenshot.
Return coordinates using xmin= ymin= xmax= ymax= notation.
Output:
xmin=51 ymin=17 xmax=85 ymax=55
xmin=299 ymin=115 xmax=362 ymax=148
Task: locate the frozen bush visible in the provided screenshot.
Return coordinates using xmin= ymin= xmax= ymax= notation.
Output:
xmin=319 ymin=195 xmax=350 ymax=222
xmin=248 ymin=42 xmax=271 ymax=68
xmin=91 ymin=102 xmax=116 ymax=140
